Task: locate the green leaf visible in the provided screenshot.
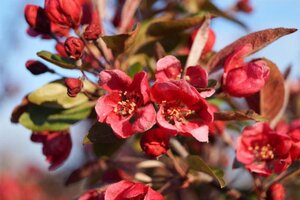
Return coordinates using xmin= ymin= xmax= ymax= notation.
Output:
xmin=200 ymin=1 xmax=247 ymax=29
xmin=101 ymin=25 xmax=140 ymax=56
xmin=127 ymin=63 xmax=144 ymax=77
xmin=187 ymin=155 xmax=226 ymax=188
xmin=28 ymin=82 xmax=88 ymax=109
xmin=147 ymin=14 xmax=206 ymax=37
xmin=19 ymin=101 xmax=95 ymax=131
xmin=37 ymin=51 xmax=79 ymax=69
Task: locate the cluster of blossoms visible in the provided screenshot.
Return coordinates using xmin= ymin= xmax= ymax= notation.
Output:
xmin=16 ymin=0 xmax=300 ymax=199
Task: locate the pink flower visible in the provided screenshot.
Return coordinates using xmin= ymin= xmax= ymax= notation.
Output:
xmin=267 ymin=183 xmax=285 ymax=200
xmin=140 ymin=127 xmax=172 ymax=157
xmin=222 ymin=44 xmax=270 ymax=97
xmin=105 ymin=180 xmax=163 ymax=200
xmin=96 ymin=70 xmax=156 ymax=138
xmin=44 ymin=0 xmax=82 ymax=28
xmin=31 ymin=130 xmax=72 ymax=170
xmin=155 ymin=55 xmax=212 ymax=98
xmin=151 ymin=80 xmax=213 ymax=142
xmin=236 ymin=123 xmax=292 ymax=176
xmin=287 ymin=119 xmax=300 ymax=161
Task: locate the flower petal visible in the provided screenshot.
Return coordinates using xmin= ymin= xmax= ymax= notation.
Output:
xmin=98 ymin=69 xmax=132 ymax=92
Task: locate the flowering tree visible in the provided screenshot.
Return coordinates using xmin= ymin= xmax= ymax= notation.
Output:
xmin=11 ymin=0 xmax=300 ymax=199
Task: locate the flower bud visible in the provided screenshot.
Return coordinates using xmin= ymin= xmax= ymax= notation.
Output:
xmin=55 ymin=42 xmax=68 ymax=57
xmin=25 ymin=60 xmax=50 ymax=75
xmin=236 ymin=0 xmax=253 ymax=13
xmin=64 ymin=78 xmax=83 ymax=97
xmin=45 ymin=0 xmax=82 ymax=28
xmin=83 ymin=24 xmax=102 ymax=40
xmin=140 ymin=128 xmax=171 ymax=157
xmin=64 ymin=37 xmax=85 ymax=60
xmin=24 ymin=4 xmax=51 ymax=34
xmin=267 ymin=183 xmax=285 ymax=200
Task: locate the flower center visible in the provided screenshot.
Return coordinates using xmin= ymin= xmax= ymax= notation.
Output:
xmin=114 ymin=91 xmax=137 ymax=116
xmin=248 ymin=144 xmax=274 ymax=160
xmin=162 ymin=101 xmax=192 ymax=124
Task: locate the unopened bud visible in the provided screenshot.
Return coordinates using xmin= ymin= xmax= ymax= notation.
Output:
xmin=25 ymin=60 xmax=50 ymax=75
xmin=64 ymin=37 xmax=85 ymax=60
xmin=64 ymin=78 xmax=83 ymax=97
xmin=83 ymin=24 xmax=102 ymax=40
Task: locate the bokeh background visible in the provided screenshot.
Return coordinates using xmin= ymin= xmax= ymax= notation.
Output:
xmin=0 ymin=0 xmax=299 ymax=197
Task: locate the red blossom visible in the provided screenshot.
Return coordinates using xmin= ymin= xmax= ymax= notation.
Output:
xmin=266 ymin=183 xmax=285 ymax=200
xmin=25 ymin=60 xmax=51 ymax=75
xmin=222 ymin=44 xmax=270 ymax=97
xmin=236 ymin=123 xmax=292 ymax=176
xmin=95 ymin=70 xmax=156 ymax=138
xmin=24 ymin=4 xmax=51 ymax=34
xmin=80 ymin=0 xmax=100 ymax=25
xmin=155 ymin=56 xmax=212 ymax=97
xmin=64 ymin=37 xmax=85 ymax=60
xmin=151 ymin=80 xmax=213 ymax=142
xmin=64 ymin=78 xmax=83 ymax=97
xmin=140 ymin=127 xmax=172 ymax=157
xmin=44 ymin=0 xmax=82 ymax=28
xmin=84 ymin=24 xmax=102 ymax=40
xmin=31 ymin=130 xmax=72 ymax=170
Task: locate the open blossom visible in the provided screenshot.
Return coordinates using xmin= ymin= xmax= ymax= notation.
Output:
xmin=95 ymin=70 xmax=156 ymax=138
xmin=140 ymin=127 xmax=172 ymax=157
xmin=155 ymin=55 xmax=212 ymax=98
xmin=45 ymin=0 xmax=82 ymax=28
xmin=236 ymin=123 xmax=292 ymax=176
xmin=151 ymin=80 xmax=213 ymax=142
xmin=79 ymin=180 xmax=163 ymax=200
xmin=222 ymin=44 xmax=270 ymax=97
xmin=31 ymin=130 xmax=72 ymax=170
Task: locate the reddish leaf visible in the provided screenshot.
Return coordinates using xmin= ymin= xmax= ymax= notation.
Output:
xmin=11 ymin=96 xmax=29 ymax=123
xmin=207 ymin=28 xmax=297 ymax=72
xmin=214 ymin=110 xmax=265 ymax=122
xmin=65 ymin=160 xmax=105 ymax=185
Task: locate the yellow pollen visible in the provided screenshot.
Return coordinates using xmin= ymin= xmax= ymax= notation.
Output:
xmin=250 ymin=144 xmax=274 ymax=160
xmin=114 ymin=91 xmax=136 ymax=116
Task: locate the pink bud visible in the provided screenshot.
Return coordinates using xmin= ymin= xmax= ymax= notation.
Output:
xmin=267 ymin=183 xmax=285 ymax=200
xmin=140 ymin=128 xmax=171 ymax=157
xmin=64 ymin=37 xmax=85 ymax=60
xmin=25 ymin=60 xmax=50 ymax=75
xmin=83 ymin=24 xmax=102 ymax=40
xmin=64 ymin=78 xmax=83 ymax=97
xmin=24 ymin=4 xmax=51 ymax=34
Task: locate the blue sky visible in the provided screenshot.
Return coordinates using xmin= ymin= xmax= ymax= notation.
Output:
xmin=0 ymin=0 xmax=299 ymax=171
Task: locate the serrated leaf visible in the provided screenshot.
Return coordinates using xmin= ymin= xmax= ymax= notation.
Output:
xmin=214 ymin=110 xmax=266 ymax=122
xmin=19 ymin=101 xmax=95 ymax=131
xmin=101 ymin=25 xmax=140 ymax=56
xmin=28 ymin=82 xmax=88 ymax=109
xmin=207 ymin=28 xmax=297 ymax=72
xmin=37 ymin=51 xmax=78 ymax=69
xmin=147 ymin=14 xmax=206 ymax=36
xmin=187 ymin=155 xmax=226 ymax=188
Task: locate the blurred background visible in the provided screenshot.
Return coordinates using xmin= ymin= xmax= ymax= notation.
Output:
xmin=0 ymin=0 xmax=299 ymax=198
